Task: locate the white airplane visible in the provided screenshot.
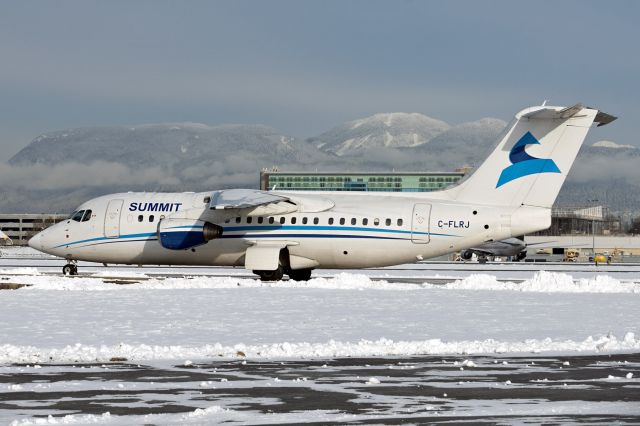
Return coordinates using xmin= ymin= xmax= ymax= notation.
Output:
xmin=459 ymin=237 xmax=556 ymax=262
xmin=459 ymin=237 xmax=530 ymax=262
xmin=28 ymin=104 xmax=615 ymax=280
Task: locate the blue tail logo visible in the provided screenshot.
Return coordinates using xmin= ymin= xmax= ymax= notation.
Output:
xmin=496 ymin=131 xmax=561 ymax=188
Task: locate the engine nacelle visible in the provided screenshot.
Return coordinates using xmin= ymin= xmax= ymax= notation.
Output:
xmin=158 ymin=219 xmax=222 ymax=250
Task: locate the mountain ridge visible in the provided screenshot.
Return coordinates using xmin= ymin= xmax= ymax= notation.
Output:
xmin=4 ymin=112 xmax=639 ymax=215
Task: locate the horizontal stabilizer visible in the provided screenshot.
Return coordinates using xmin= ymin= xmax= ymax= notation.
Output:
xmin=593 ymin=110 xmax=617 ymax=127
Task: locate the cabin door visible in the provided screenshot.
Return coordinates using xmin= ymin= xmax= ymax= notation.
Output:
xmin=411 ymin=203 xmax=431 ymax=244
xmin=104 ymin=199 xmax=124 ymax=238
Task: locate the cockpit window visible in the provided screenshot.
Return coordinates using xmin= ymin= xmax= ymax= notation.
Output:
xmin=81 ymin=210 xmax=92 ymax=222
xmin=71 ymin=210 xmax=85 ymax=222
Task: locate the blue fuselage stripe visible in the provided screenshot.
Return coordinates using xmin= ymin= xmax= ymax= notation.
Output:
xmin=55 ymin=225 xmax=460 ymax=248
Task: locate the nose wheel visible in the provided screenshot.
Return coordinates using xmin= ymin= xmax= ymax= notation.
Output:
xmin=62 ymin=262 xmax=78 ymax=276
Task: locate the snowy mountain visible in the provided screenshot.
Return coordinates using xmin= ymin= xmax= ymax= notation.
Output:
xmin=3 ymin=115 xmax=640 ymax=215
xmin=308 ymin=113 xmax=450 ymax=156
xmin=10 ymin=123 xmax=323 ymax=168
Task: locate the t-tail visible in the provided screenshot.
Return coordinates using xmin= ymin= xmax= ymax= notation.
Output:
xmin=448 ymin=104 xmax=616 ymax=208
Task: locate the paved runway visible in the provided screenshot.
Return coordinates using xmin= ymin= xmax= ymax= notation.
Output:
xmin=2 ymin=353 xmax=639 ymax=424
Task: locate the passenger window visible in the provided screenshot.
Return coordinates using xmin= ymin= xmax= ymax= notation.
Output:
xmin=329 ymin=218 xmax=334 ymax=225
xmin=138 ymin=215 xmax=144 ymax=222
xmin=224 ymin=218 xmax=230 ymax=223
xmin=280 ymin=217 xmax=286 ymax=224
xmin=71 ymin=210 xmax=85 ymax=222
xmin=81 ymin=210 xmax=92 ymax=222
xmin=246 ymin=217 xmax=252 ymax=224
xmin=374 ymin=218 xmax=380 ymax=226
xmin=149 ymin=215 xmax=155 ymax=222
xmin=235 ymin=217 xmax=241 ymax=224
xmin=397 ymin=218 xmax=403 ymax=226
xmin=302 ymin=217 xmax=308 ymax=225
xmin=313 ymin=217 xmax=319 ymax=225
xmin=363 ymin=218 xmax=368 ymax=226
xmin=385 ymin=218 xmax=391 ymax=226
xmin=351 ymin=218 xmax=356 ymax=225
xmin=291 ymin=217 xmax=297 ymax=224
xmin=339 ymin=218 xmax=345 ymax=225
xmin=258 ymin=217 xmax=264 ymax=224
xmin=269 ymin=217 xmax=274 ymax=224
xmin=203 ymin=196 xmax=211 ymax=204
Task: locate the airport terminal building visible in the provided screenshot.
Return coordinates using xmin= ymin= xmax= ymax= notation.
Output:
xmin=259 ymin=170 xmax=466 ymax=192
xmin=0 ymin=214 xmax=67 ymax=245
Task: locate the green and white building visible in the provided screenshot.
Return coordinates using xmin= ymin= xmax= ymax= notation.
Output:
xmin=260 ymin=170 xmax=467 ymax=192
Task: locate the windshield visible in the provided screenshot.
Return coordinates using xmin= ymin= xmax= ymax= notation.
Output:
xmin=71 ymin=210 xmax=85 ymax=222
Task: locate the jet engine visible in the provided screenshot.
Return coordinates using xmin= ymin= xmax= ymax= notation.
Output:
xmin=158 ymin=218 xmax=222 ymax=250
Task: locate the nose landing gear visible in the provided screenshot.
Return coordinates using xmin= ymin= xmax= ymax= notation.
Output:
xmin=62 ymin=261 xmax=78 ymax=276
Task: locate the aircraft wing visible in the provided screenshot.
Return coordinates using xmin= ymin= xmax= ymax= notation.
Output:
xmin=207 ymin=189 xmax=334 ymax=216
xmin=209 ymin=189 xmax=291 ymax=210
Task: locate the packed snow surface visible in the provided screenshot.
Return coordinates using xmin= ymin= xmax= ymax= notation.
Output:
xmin=1 ymin=270 xmax=639 ymax=363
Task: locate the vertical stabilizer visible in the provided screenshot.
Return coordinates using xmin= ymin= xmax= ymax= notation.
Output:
xmin=447 ymin=104 xmax=614 ymax=208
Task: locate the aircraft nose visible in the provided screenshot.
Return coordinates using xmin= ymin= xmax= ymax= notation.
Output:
xmin=28 ymin=231 xmax=44 ymax=251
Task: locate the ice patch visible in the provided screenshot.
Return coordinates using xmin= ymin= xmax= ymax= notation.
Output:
xmin=0 ymin=268 xmax=41 ymax=276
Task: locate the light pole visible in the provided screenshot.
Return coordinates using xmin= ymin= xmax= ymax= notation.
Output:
xmin=588 ymin=199 xmax=599 ymax=257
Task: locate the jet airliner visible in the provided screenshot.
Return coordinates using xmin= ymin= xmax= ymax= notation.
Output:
xmin=28 ymin=104 xmax=615 ymax=280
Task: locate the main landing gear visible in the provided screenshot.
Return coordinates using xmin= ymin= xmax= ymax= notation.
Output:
xmin=62 ymin=261 xmax=78 ymax=276
xmin=253 ymin=267 xmax=313 ymax=282
xmin=252 ymin=248 xmax=313 ymax=282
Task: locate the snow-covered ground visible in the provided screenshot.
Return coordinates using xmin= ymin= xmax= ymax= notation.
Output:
xmin=1 ymin=249 xmax=639 ymax=423
xmin=1 ymin=267 xmax=639 ymax=363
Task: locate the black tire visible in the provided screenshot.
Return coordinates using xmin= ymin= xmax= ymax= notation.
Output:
xmin=255 ymin=266 xmax=284 ymax=282
xmin=62 ymin=264 xmax=73 ymax=275
xmin=288 ymin=268 xmax=312 ymax=281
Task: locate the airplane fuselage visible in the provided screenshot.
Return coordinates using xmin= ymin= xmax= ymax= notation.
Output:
xmin=30 ymin=190 xmax=538 ymax=269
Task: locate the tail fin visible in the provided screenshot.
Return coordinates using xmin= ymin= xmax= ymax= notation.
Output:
xmin=448 ymin=104 xmax=616 ymax=208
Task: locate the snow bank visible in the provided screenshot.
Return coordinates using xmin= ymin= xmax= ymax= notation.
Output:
xmin=7 ymin=272 xmax=421 ymax=291
xmin=5 ymin=270 xmax=638 ymax=293
xmin=1 ymin=332 xmax=637 ymax=363
xmin=433 ymin=271 xmax=640 ymax=293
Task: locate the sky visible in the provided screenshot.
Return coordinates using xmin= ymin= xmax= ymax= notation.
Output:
xmin=0 ymin=0 xmax=638 ymax=159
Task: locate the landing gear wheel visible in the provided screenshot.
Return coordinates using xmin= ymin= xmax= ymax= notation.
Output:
xmin=254 ymin=266 xmax=284 ymax=282
xmin=62 ymin=264 xmax=78 ymax=276
xmin=288 ymin=268 xmax=312 ymax=281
